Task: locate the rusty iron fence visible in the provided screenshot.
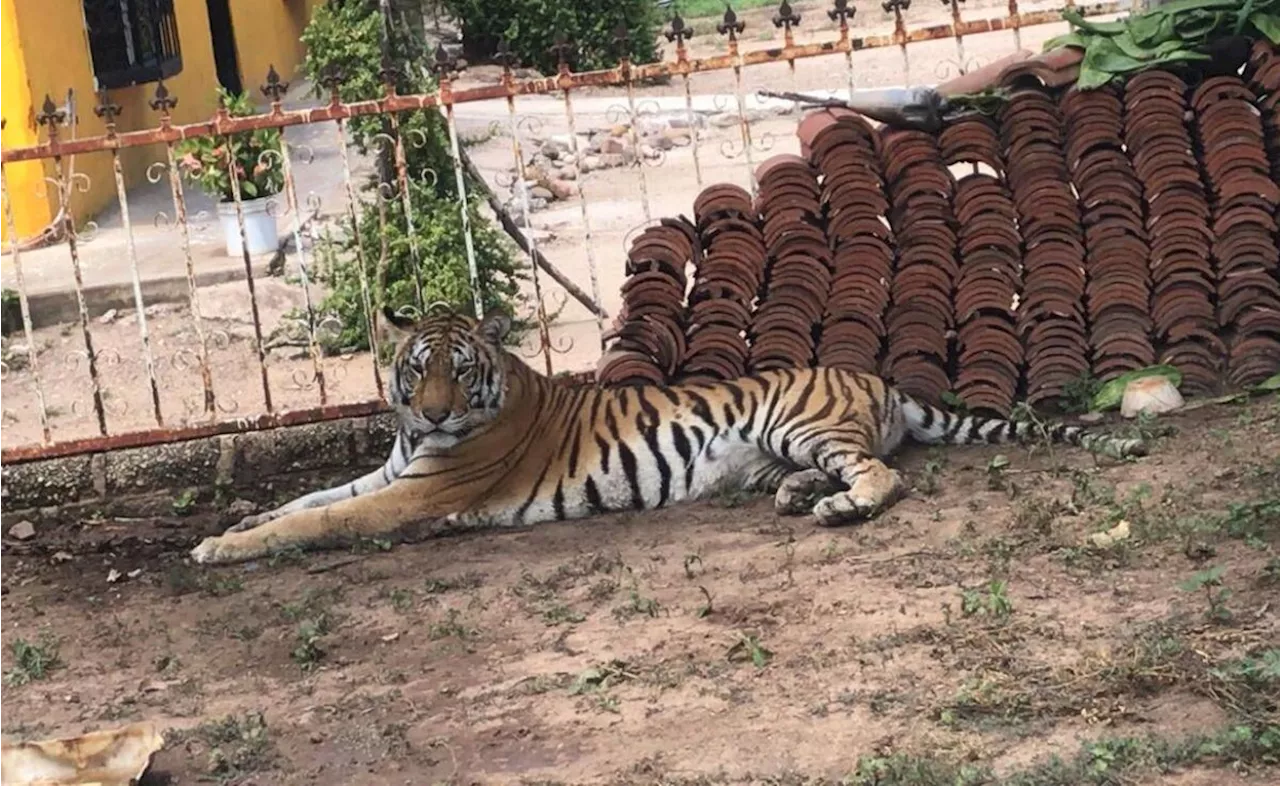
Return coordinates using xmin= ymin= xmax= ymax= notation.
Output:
xmin=0 ymin=0 xmax=1127 ymax=464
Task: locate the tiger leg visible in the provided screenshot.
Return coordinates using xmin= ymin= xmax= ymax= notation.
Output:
xmin=191 ymin=477 xmax=442 ymax=565
xmin=227 ymin=431 xmax=414 ymax=533
xmin=774 ymin=469 xmax=844 ymax=516
xmin=809 ymin=445 xmax=905 ymax=527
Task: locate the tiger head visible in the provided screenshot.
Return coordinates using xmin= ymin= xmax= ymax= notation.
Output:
xmin=383 ymin=306 xmax=513 ymax=443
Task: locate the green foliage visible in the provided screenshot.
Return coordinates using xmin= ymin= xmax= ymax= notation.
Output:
xmin=846 ymin=723 xmax=1280 ymax=785
xmin=673 ymin=0 xmax=775 ymax=19
xmin=1179 ymin=565 xmax=1233 ymax=622
xmin=291 ymin=614 xmax=330 ymax=670
xmin=3 ymin=636 xmax=62 ymax=686
xmin=188 ymin=711 xmax=275 ymax=780
xmin=300 ymin=0 xmax=523 ymax=349
xmin=443 ymin=0 xmax=662 ymax=75
xmin=319 ymin=183 xmax=523 ymax=353
xmin=1049 ymin=0 xmax=1280 ymax=90
xmin=1061 ymin=370 xmax=1101 ymax=415
xmin=961 ymin=579 xmax=1014 ymax=620
xmin=300 ymin=0 xmax=455 ymax=193
xmin=176 ymin=89 xmax=283 ymax=202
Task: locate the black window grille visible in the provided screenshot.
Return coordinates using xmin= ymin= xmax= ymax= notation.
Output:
xmin=82 ymin=0 xmax=183 ymax=89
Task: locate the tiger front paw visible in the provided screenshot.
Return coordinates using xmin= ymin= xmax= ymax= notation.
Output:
xmin=190 ymin=534 xmax=251 ymax=565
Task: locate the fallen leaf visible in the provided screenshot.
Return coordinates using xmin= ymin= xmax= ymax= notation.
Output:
xmin=1089 ymin=519 xmax=1131 ymax=548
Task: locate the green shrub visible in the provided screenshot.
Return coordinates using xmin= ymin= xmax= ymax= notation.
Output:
xmin=443 ymin=0 xmax=662 ymax=74
xmin=301 ymin=0 xmax=454 ymax=194
xmin=321 ymin=183 xmax=524 ymax=354
xmin=300 ymin=0 xmax=524 ymax=349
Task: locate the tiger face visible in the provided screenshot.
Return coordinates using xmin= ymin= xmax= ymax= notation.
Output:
xmin=383 ymin=307 xmax=513 ymax=443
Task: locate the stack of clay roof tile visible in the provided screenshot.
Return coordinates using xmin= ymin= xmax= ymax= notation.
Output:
xmin=1245 ymin=41 xmax=1280 ymax=181
xmin=1192 ymin=75 xmax=1280 ymax=388
xmin=746 ymin=154 xmax=832 ymax=371
xmin=799 ymin=109 xmax=892 ymax=374
xmin=1061 ymin=84 xmax=1155 ymax=382
xmin=943 ymin=117 xmax=1023 ymax=416
xmin=680 ymin=184 xmax=766 ymax=381
xmin=999 ymin=90 xmax=1089 ymax=405
xmin=878 ymin=129 xmax=957 ymax=404
xmin=1123 ymin=70 xmax=1221 ymax=394
xmin=597 ymin=217 xmax=699 ymax=386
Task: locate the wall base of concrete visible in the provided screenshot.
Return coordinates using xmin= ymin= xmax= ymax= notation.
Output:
xmin=1 ymin=412 xmax=398 ymax=531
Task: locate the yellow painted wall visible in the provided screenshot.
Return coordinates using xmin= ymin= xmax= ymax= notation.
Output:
xmin=0 ymin=0 xmax=48 ymax=244
xmin=229 ymin=0 xmax=319 ymax=91
xmin=2 ymin=0 xmax=324 ymax=243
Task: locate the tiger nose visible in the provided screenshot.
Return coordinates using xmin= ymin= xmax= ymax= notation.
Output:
xmin=421 ymin=407 xmax=449 ymax=424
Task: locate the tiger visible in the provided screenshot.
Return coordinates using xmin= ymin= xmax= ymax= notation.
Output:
xmin=189 ymin=307 xmax=1148 ymax=565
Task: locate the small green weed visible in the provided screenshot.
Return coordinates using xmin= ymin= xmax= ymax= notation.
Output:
xmin=986 ymin=454 xmax=1011 ymax=491
xmin=568 ymin=659 xmax=634 ymax=713
xmin=3 ymin=636 xmax=62 ymax=686
xmin=164 ymin=564 xmax=243 ymax=597
xmin=385 ymin=587 xmax=415 ymax=613
xmin=695 ymin=585 xmax=714 ymax=618
xmin=542 ymin=603 xmax=586 ymax=626
xmin=429 ymin=608 xmax=477 ymax=640
xmin=182 ymin=711 xmax=274 ymax=781
xmin=291 ymin=614 xmax=330 ymax=671
xmin=1178 ymin=566 xmax=1233 ymax=622
xmin=918 ymin=453 xmax=947 ymax=496
xmin=172 ymin=488 xmax=199 ymax=516
xmin=960 ymin=579 xmax=1013 ymax=620
xmin=1060 ymin=371 xmax=1101 ymax=415
xmin=727 ymin=632 xmax=773 ymax=669
xmin=423 ymin=571 xmax=485 ymax=594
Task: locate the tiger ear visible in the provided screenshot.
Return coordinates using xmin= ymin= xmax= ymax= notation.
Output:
xmin=477 ymin=309 xmax=512 ymax=345
xmin=382 ymin=307 xmax=417 ymax=344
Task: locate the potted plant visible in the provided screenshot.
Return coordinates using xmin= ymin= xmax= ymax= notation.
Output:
xmin=176 ymin=88 xmax=284 ymax=257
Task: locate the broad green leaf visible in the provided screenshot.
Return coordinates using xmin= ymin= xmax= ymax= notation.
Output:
xmin=1253 ymin=372 xmax=1280 ymax=392
xmin=1063 ymin=9 xmax=1128 ymax=35
xmin=1253 ymin=12 xmax=1280 ymax=41
xmin=1076 ymin=65 xmax=1117 ymax=91
xmin=1126 ymin=11 xmax=1176 ymax=47
xmin=1083 ymin=38 xmax=1149 ymax=73
xmin=1112 ymin=32 xmax=1169 ymax=61
xmin=1044 ymin=31 xmax=1088 ymax=51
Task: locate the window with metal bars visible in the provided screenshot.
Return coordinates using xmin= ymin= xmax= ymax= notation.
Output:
xmin=82 ymin=0 xmax=183 ymax=89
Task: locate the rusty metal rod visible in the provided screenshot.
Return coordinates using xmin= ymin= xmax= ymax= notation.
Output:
xmin=1 ymin=4 xmax=1124 ymax=164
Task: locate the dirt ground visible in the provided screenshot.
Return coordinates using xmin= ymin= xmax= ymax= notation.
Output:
xmin=2 ymin=396 xmax=1277 ymax=784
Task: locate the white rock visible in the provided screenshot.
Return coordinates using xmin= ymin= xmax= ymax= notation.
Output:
xmin=8 ymin=520 xmax=35 ymax=540
xmin=1120 ymin=375 xmax=1183 ymax=418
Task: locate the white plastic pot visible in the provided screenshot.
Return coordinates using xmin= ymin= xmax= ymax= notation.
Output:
xmin=216 ymin=196 xmax=279 ymax=257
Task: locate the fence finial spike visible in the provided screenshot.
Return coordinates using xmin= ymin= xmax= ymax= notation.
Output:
xmin=718 ymin=7 xmax=745 ymax=39
xmin=149 ymin=80 xmax=178 ymax=115
xmin=666 ymin=14 xmax=693 ymax=44
xmin=261 ymin=64 xmax=290 ymax=103
xmin=93 ymin=89 xmax=122 ymax=128
xmin=37 ymin=94 xmax=66 ymax=128
xmin=828 ymin=0 xmax=855 ymax=24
